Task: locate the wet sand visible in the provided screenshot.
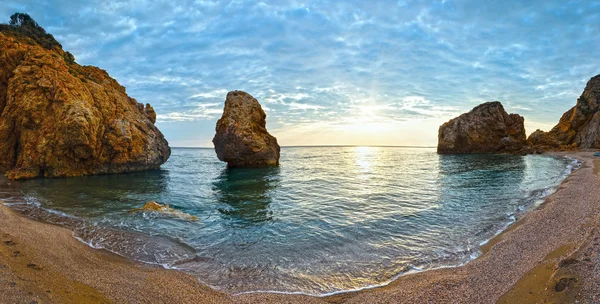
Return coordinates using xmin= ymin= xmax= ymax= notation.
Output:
xmin=1 ymin=152 xmax=598 ymax=303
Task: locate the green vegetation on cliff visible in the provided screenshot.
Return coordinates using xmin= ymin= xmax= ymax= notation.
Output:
xmin=0 ymin=13 xmax=74 ymax=62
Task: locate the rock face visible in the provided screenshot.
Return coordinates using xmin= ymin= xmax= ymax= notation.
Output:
xmin=213 ymin=91 xmax=280 ymax=167
xmin=438 ymin=102 xmax=527 ymax=154
xmin=528 ymin=75 xmax=600 ymax=149
xmin=0 ymin=30 xmax=170 ymax=179
xmin=527 ymin=129 xmax=559 ymax=148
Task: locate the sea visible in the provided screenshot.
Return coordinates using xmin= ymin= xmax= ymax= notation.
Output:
xmin=0 ymin=147 xmax=579 ymax=296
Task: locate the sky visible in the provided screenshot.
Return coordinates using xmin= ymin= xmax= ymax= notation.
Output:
xmin=2 ymin=1 xmax=599 ymax=147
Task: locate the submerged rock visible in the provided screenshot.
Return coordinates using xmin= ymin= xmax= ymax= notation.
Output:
xmin=131 ymin=201 xmax=199 ymax=221
xmin=213 ymin=91 xmax=280 ymax=167
xmin=0 ymin=23 xmax=170 ymax=179
xmin=528 ymin=75 xmax=600 ymax=149
xmin=438 ymin=102 xmax=527 ymax=154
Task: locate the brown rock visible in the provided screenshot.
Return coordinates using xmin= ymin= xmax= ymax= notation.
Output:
xmin=130 ymin=201 xmax=199 ymax=221
xmin=0 ymin=31 xmax=170 ymax=180
xmin=527 ymin=129 xmax=559 ymax=150
xmin=213 ymin=91 xmax=280 ymax=167
xmin=528 ymin=75 xmax=600 ymax=149
xmin=438 ymin=101 xmax=527 ymax=154
xmin=144 ymin=103 xmax=157 ymax=124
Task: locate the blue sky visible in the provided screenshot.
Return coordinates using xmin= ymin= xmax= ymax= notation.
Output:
xmin=2 ymin=0 xmax=599 ymax=147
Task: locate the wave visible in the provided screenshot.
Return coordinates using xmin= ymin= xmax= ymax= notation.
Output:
xmin=0 ymin=154 xmax=582 ymax=297
xmin=2 ymin=194 xmax=197 ymax=268
xmin=236 ymin=155 xmax=582 ymax=297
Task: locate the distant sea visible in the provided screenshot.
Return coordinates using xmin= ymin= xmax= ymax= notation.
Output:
xmin=0 ymin=147 xmax=578 ymax=296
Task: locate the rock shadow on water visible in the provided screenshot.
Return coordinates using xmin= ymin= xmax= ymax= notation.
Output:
xmin=436 ymin=154 xmax=527 ymax=208
xmin=213 ymin=166 xmax=280 ymax=228
xmin=13 ymin=169 xmax=171 ymax=214
xmin=437 ymin=154 xmax=527 ymax=177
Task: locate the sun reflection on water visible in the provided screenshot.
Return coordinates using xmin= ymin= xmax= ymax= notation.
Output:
xmin=354 ymin=146 xmax=380 ymax=174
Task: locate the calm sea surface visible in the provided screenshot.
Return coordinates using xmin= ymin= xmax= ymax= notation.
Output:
xmin=0 ymin=147 xmax=577 ymax=295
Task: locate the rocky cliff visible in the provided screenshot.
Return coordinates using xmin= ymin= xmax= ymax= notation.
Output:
xmin=0 ymin=16 xmax=170 ymax=179
xmin=438 ymin=102 xmax=527 ymax=154
xmin=213 ymin=91 xmax=280 ymax=167
xmin=528 ymin=75 xmax=600 ymax=149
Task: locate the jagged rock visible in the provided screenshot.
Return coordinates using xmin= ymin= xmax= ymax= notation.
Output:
xmin=130 ymin=201 xmax=199 ymax=221
xmin=213 ymin=91 xmax=280 ymax=167
xmin=0 ymin=30 xmax=170 ymax=180
xmin=527 ymin=129 xmax=559 ymax=148
xmin=528 ymin=75 xmax=600 ymax=149
xmin=144 ymin=103 xmax=157 ymax=124
xmin=438 ymin=102 xmax=527 ymax=154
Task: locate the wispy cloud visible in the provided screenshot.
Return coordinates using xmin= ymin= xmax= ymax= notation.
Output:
xmin=2 ymin=0 xmax=599 ymax=146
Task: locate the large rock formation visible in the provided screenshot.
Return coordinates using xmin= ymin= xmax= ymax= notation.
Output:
xmin=528 ymin=75 xmax=600 ymax=149
xmin=438 ymin=102 xmax=527 ymax=154
xmin=0 ymin=16 xmax=170 ymax=179
xmin=213 ymin=91 xmax=280 ymax=167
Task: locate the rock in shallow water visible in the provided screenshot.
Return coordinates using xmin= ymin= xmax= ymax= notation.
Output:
xmin=0 ymin=32 xmax=170 ymax=180
xmin=130 ymin=201 xmax=198 ymax=221
xmin=438 ymin=101 xmax=527 ymax=154
xmin=213 ymin=91 xmax=280 ymax=167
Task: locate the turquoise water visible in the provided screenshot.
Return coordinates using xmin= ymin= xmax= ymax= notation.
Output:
xmin=0 ymin=147 xmax=577 ymax=295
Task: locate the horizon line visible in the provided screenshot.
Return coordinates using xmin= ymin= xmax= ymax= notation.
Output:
xmin=172 ymin=145 xmax=437 ymax=149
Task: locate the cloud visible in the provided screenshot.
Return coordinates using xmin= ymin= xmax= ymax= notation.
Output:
xmin=187 ymin=90 xmax=229 ymax=100
xmin=286 ymin=102 xmax=324 ymax=110
xmin=2 ymin=0 xmax=599 ymax=146
xmin=157 ymin=102 xmax=223 ymax=122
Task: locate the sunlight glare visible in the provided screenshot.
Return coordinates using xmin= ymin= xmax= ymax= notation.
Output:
xmin=354 ymin=146 xmax=379 ymax=174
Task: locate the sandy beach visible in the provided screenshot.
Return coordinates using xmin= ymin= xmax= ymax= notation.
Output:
xmin=1 ymin=152 xmax=599 ymax=303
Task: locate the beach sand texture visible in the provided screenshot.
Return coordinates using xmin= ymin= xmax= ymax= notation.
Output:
xmin=1 ymin=152 xmax=598 ymax=303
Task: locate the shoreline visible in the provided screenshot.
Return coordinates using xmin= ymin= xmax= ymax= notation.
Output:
xmin=328 ymin=151 xmax=598 ymax=303
xmin=0 ymin=152 xmax=598 ymax=303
